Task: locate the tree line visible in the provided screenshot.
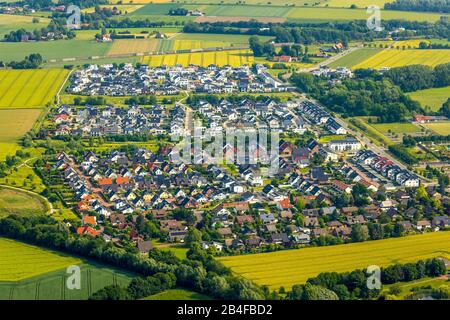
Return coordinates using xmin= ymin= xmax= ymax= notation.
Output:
xmin=286 ymin=258 xmax=446 ymax=300
xmin=385 ymin=0 xmax=450 ymax=13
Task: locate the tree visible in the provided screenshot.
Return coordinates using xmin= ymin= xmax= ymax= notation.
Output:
xmin=89 ymin=285 xmax=131 ymax=300
xmin=249 ymin=36 xmax=264 ymax=57
xmin=351 ymin=224 xmax=369 ymax=242
xmin=185 ymin=227 xmax=203 ymax=246
xmin=301 ymin=283 xmax=339 ymax=300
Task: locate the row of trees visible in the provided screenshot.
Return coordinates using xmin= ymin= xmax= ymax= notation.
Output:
xmin=3 ymin=53 xmax=43 ymax=69
xmin=90 ymin=272 xmax=177 ymax=300
xmin=385 ymin=0 xmax=450 ymax=13
xmin=287 ymin=258 xmax=446 ymax=300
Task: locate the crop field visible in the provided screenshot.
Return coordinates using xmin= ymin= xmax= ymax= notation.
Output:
xmin=323 ymin=0 xmax=394 ymax=7
xmin=173 ymin=40 xmax=229 ymax=50
xmin=0 ymin=238 xmax=81 ymax=282
xmin=0 ymin=187 xmax=47 ymax=218
xmin=141 ymin=49 xmax=253 ymax=67
xmin=352 ymin=49 xmax=450 ymax=69
xmin=408 ymin=86 xmax=450 ymax=112
xmin=0 ymin=69 xmax=68 ymax=108
xmin=0 ymin=239 xmax=135 ymax=300
xmin=287 ymin=7 xmax=447 ymax=22
xmin=81 ymin=4 xmax=144 ymax=14
xmin=423 ymin=122 xmax=450 ymax=135
xmin=219 ymin=232 xmax=450 ymax=289
xmin=0 ymin=40 xmax=112 ymax=63
xmin=328 ymin=48 xmax=384 ymax=68
xmin=107 ymin=39 xmax=160 ymax=55
xmin=0 ymin=14 xmax=49 ymax=38
xmin=0 ymin=109 xmax=41 ymax=160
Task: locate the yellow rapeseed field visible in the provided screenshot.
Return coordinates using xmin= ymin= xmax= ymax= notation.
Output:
xmin=173 ymin=40 xmax=229 ymax=51
xmin=0 ymin=69 xmax=68 ymax=108
xmin=353 ymin=49 xmax=450 ymax=69
xmin=141 ymin=49 xmax=253 ymax=67
xmin=219 ymin=232 xmax=450 ymax=290
xmin=107 ymin=39 xmax=159 ymax=56
xmin=0 ymin=238 xmax=82 ymax=282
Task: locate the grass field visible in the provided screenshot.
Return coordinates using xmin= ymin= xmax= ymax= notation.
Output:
xmin=371 ymin=122 xmax=422 ymax=135
xmin=108 ymin=39 xmax=160 ymax=55
xmin=0 ymin=14 xmax=49 ymax=39
xmin=423 ymin=122 xmax=450 ymax=135
xmin=0 ymin=40 xmax=112 ymax=63
xmin=0 ymin=238 xmax=81 ymax=282
xmin=0 ymin=187 xmax=47 ymax=218
xmin=352 ymin=49 xmax=450 ymax=69
xmin=0 ymin=70 xmax=68 ymax=108
xmin=382 ymin=277 xmax=450 ymax=299
xmin=144 ymin=289 xmax=212 ymax=300
xmin=328 ymin=48 xmax=383 ymax=68
xmin=219 ymin=232 xmax=450 ymax=289
xmin=408 ymin=86 xmax=450 ymax=112
xmin=141 ymin=49 xmax=253 ymax=67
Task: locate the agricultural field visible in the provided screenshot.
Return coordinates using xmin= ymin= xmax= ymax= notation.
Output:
xmin=0 ymin=187 xmax=47 ymax=218
xmin=0 ymin=40 xmax=112 ymax=63
xmin=352 ymin=49 xmax=450 ymax=70
xmin=218 ymin=232 xmax=450 ymax=289
xmin=0 ymin=69 xmax=68 ymax=109
xmin=141 ymin=49 xmax=254 ymax=67
xmin=328 ymin=48 xmax=383 ymax=68
xmin=81 ymin=4 xmax=144 ymax=14
xmin=287 ymin=7 xmax=447 ymax=22
xmin=322 ymin=0 xmax=394 ymax=8
xmin=422 ymin=122 xmax=450 ymax=136
xmin=408 ymin=86 xmax=450 ymax=112
xmin=0 ymin=14 xmax=49 ymax=39
xmin=107 ymin=39 xmax=160 ymax=56
xmin=0 ymin=109 xmax=42 ymax=161
xmin=0 ymin=240 xmax=135 ymax=300
xmin=144 ymin=289 xmax=212 ymax=300
xmin=0 ymin=238 xmax=81 ymax=282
